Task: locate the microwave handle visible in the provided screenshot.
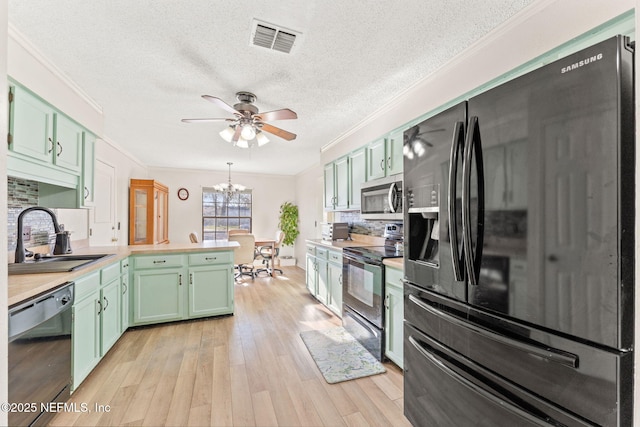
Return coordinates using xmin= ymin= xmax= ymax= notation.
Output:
xmin=388 ymin=182 xmax=398 ymax=213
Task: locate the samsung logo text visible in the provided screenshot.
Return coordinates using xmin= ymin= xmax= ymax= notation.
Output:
xmin=561 ymin=53 xmax=603 ymax=73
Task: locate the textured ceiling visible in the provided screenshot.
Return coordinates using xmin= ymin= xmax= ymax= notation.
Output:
xmin=8 ymin=0 xmax=535 ymax=175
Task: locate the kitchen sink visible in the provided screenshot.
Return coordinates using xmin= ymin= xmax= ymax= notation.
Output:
xmin=8 ymin=254 xmax=116 ymax=275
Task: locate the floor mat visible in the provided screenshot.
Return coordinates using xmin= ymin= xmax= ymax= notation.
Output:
xmin=300 ymin=326 xmax=386 ymax=384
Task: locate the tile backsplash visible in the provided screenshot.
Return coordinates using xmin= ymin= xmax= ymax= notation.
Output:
xmin=335 ymin=211 xmax=394 ymax=237
xmin=7 ymin=177 xmax=89 ymax=253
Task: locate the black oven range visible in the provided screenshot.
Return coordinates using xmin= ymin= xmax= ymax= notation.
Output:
xmin=342 ymin=224 xmax=403 ymax=361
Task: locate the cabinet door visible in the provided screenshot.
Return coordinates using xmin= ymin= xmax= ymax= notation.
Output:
xmin=348 ymin=147 xmax=366 ymax=209
xmin=385 ymin=283 xmax=404 ymax=368
xmin=9 ymin=85 xmax=54 ymax=164
xmin=323 ymin=163 xmax=336 ymax=209
xmin=100 ymin=279 xmax=121 ymax=356
xmin=121 ymin=272 xmax=130 ymax=333
xmin=316 ymin=259 xmax=328 ymax=305
xmin=386 ymin=129 xmax=404 ymax=175
xmin=306 ymin=255 xmax=317 ymax=295
xmin=334 ymin=156 xmax=349 ymax=210
xmin=188 ymin=265 xmax=234 ymax=317
xmin=327 ymin=262 xmax=343 ymax=317
xmin=54 ymin=113 xmax=83 ymax=173
xmin=72 ymin=294 xmax=100 ymax=390
xmin=81 ymin=132 xmax=95 ymax=207
xmin=133 ymin=269 xmax=184 ymax=324
xmin=366 ymin=137 xmax=387 ymax=180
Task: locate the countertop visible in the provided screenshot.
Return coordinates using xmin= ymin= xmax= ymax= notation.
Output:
xmin=307 ymin=236 xmax=404 ymax=270
xmin=383 ymin=257 xmax=404 ymax=270
xmin=8 ymin=241 xmax=239 ymax=307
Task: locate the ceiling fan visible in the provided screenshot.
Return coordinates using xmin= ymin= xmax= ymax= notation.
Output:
xmin=182 ymin=91 xmax=297 ymax=147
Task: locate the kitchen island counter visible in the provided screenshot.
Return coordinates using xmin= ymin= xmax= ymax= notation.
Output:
xmin=8 ymin=241 xmax=239 ymax=306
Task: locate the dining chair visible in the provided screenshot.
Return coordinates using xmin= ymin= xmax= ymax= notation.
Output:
xmin=229 ymin=233 xmax=256 ymax=280
xmin=256 ymin=230 xmax=285 ymax=276
xmin=228 ymin=229 xmax=249 ymax=236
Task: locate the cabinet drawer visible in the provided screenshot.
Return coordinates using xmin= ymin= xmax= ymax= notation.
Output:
xmin=306 ymin=245 xmax=316 ymax=256
xmin=385 ymin=266 xmax=404 ymax=287
xmin=188 ymin=251 xmax=233 ymax=266
xmin=101 ymin=262 xmax=121 ymax=285
xmin=134 ymin=254 xmax=184 ymax=269
xmin=316 ymin=247 xmax=328 ymax=260
xmin=328 ymin=250 xmax=342 ymax=264
xmin=74 ymin=271 xmax=100 ymax=301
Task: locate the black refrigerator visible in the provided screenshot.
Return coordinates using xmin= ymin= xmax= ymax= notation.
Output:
xmin=402 ymin=35 xmax=634 ymax=426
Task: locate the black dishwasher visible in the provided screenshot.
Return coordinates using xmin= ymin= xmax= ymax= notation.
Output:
xmin=8 ymin=282 xmax=74 ymax=426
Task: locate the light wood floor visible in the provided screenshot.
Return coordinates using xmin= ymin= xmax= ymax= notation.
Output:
xmin=51 ymin=266 xmax=412 ymax=427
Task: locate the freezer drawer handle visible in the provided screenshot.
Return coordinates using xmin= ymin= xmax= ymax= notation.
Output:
xmin=408 ymin=294 xmax=578 ymax=369
xmin=408 ymin=336 xmax=553 ymax=426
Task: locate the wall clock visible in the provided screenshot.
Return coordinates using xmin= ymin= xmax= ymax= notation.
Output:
xmin=177 ymin=188 xmax=189 ymax=201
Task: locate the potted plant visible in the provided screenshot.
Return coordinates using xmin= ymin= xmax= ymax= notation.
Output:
xmin=278 ymin=201 xmax=299 ymax=246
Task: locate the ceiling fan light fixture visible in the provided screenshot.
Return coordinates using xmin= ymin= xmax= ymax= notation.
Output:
xmin=236 ymin=138 xmax=250 ymax=149
xmin=219 ymin=126 xmax=235 ymax=143
xmin=256 ymin=132 xmax=270 ymax=146
xmin=241 ymin=124 xmax=256 ymax=140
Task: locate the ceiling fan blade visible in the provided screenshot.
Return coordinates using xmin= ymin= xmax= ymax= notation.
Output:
xmin=260 ymin=123 xmax=297 ymax=141
xmin=202 ymin=95 xmax=240 ymax=116
xmin=256 ymin=108 xmax=297 ymax=121
xmin=181 ymin=118 xmax=235 ymax=123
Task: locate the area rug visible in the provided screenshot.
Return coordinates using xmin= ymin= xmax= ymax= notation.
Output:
xmin=300 ymin=326 xmax=386 ymax=384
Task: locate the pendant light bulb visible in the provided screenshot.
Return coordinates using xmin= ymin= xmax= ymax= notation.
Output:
xmin=241 ymin=124 xmax=256 ymax=141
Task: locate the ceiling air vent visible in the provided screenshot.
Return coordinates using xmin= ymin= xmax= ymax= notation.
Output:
xmin=250 ymin=19 xmax=300 ymax=54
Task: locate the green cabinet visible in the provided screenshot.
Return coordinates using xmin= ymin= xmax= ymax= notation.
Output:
xmin=327 ymin=250 xmax=343 ymax=317
xmin=366 ymin=129 xmax=404 ymax=181
xmin=54 ymin=113 xmax=83 ymax=173
xmin=80 ymin=132 xmax=96 ymax=207
xmin=306 ymin=244 xmax=343 ymax=318
xmin=72 ymin=260 xmax=124 ymax=391
xmin=131 ymin=251 xmax=235 ymax=326
xmin=384 ymin=266 xmax=404 ymax=368
xmin=120 ymin=258 xmax=130 ymax=333
xmin=72 ymin=271 xmax=101 ymax=391
xmin=347 ymin=147 xmax=366 ymax=209
xmin=324 ymin=156 xmax=349 ymax=210
xmin=8 ymin=84 xmax=55 ymax=164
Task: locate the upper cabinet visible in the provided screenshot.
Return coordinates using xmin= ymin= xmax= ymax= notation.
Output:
xmin=323 ymin=127 xmax=405 ymax=212
xmin=7 ymin=82 xmax=97 ymax=208
xmin=366 ymin=129 xmax=404 ymax=181
xmin=129 ymin=179 xmax=169 ymax=245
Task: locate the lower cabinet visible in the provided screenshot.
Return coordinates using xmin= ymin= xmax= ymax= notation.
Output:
xmin=131 ymin=250 xmax=234 ymax=326
xmin=384 ymin=266 xmax=404 ymax=368
xmin=306 ymin=243 xmax=343 ymax=318
xmin=120 ymin=257 xmax=130 ymax=333
xmin=72 ymin=261 xmax=123 ymax=391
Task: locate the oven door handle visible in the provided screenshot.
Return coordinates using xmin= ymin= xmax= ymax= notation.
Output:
xmin=346 ymin=309 xmax=381 ymax=338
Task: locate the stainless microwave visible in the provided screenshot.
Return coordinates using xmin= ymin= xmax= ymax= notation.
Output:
xmin=360 ymin=174 xmax=403 ymax=220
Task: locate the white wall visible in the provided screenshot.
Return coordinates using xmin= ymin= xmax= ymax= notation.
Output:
xmin=148 ymin=167 xmax=297 ymax=254
xmin=294 ymin=163 xmax=324 ymax=266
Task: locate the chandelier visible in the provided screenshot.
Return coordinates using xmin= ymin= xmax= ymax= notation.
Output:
xmin=213 ymin=162 xmax=247 ymax=199
xmin=219 ymin=124 xmax=270 ymax=149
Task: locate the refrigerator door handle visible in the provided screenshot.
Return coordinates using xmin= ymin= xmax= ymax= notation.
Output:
xmin=408 ymin=294 xmax=578 ymax=369
xmin=461 ymin=116 xmax=484 ymax=286
xmin=448 ymin=121 xmax=465 ymax=281
xmin=408 ymin=335 xmax=557 ymax=426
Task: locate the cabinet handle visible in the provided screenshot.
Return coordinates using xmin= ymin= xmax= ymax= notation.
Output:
xmin=57 ymin=141 xmax=63 ymax=156
xmin=179 ymin=274 xmax=183 ymax=286
xmin=338 ymin=274 xmax=342 ymax=285
xmin=380 ymin=159 xmax=385 ymax=171
xmin=384 ymin=294 xmax=390 ymax=310
xmin=153 ymin=260 xmax=166 ymax=264
xmin=97 ymin=299 xmax=102 ymax=315
xmin=205 ymin=257 xmax=217 ymax=261
xmin=84 ymin=186 xmax=90 ymax=199
xmin=122 ymin=281 xmax=127 ymax=295
xmin=190 ymin=273 xmax=193 ymax=285
xmin=387 ymin=156 xmax=391 ymax=170
xmin=48 ymin=137 xmax=54 ymax=153
xmin=103 ymin=296 xmax=109 ymax=311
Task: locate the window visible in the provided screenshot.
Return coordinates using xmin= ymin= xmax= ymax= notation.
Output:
xmin=202 ymin=188 xmax=252 ymax=240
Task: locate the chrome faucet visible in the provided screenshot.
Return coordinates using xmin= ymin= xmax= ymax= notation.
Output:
xmin=15 ymin=206 xmax=62 ymax=263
